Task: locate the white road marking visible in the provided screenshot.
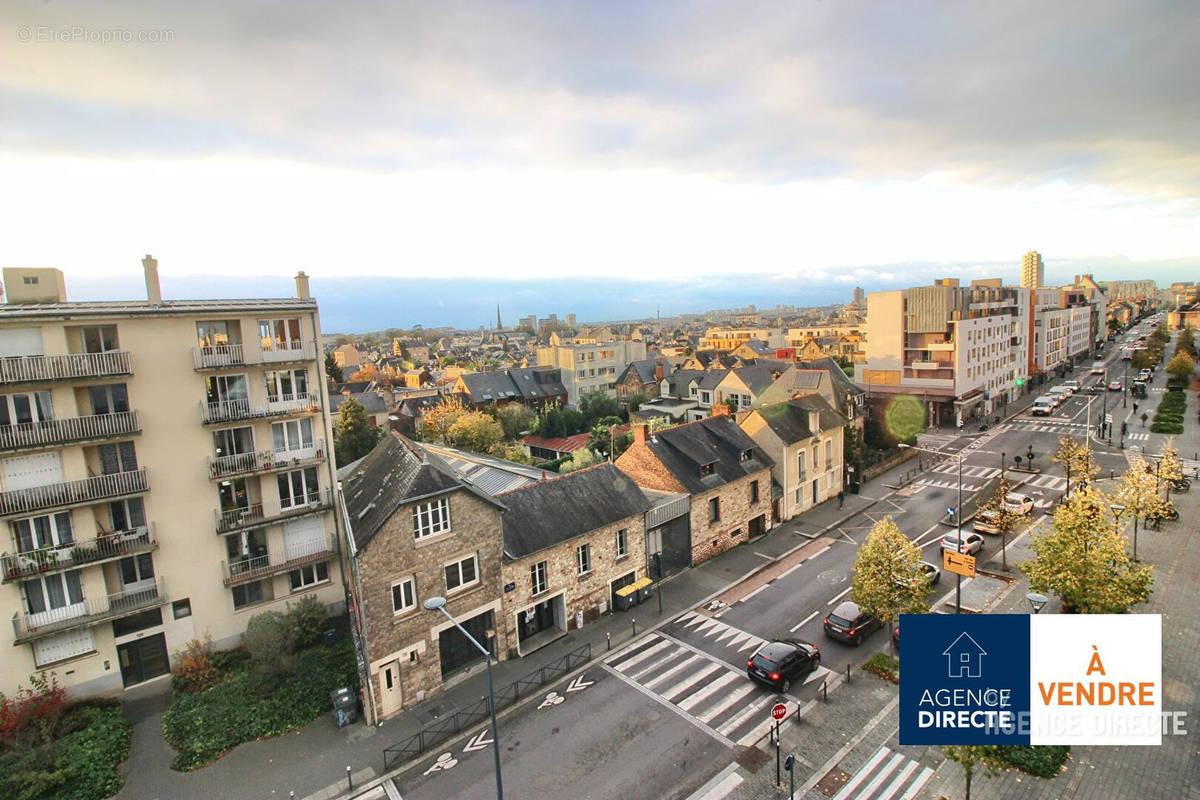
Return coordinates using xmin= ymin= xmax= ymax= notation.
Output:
xmin=678 ymin=671 xmax=739 ymax=712
xmin=644 ymin=653 xmax=706 ymax=690
xmin=809 ymin=545 xmax=831 ymax=559
xmin=900 ymin=768 xmax=936 ymax=800
xmin=831 ymin=746 xmax=892 ymax=800
xmin=697 ymin=683 xmax=758 ymax=723
xmin=790 ymin=610 xmax=819 ymax=632
xmin=738 ymin=584 xmax=770 ymax=603
xmin=776 ymin=560 xmax=806 ymax=581
xmin=826 ymin=585 xmax=853 ymax=606
xmin=610 ymin=637 xmax=673 ymax=671
xmin=599 ymin=662 xmax=737 ymax=748
xmin=753 ymin=551 xmax=775 ymax=560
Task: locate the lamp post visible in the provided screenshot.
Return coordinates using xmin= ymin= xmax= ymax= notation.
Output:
xmin=900 ymin=442 xmax=963 ymax=613
xmin=424 ymin=597 xmax=504 ymax=800
xmin=1026 ymin=592 xmax=1048 ymax=614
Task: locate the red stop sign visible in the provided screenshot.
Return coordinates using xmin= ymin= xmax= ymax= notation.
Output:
xmin=771 ymin=703 xmax=787 ymax=721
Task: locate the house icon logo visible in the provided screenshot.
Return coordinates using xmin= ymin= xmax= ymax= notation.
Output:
xmin=943 ymin=632 xmax=987 ymax=678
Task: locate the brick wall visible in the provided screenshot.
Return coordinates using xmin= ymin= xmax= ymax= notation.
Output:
xmin=689 ymin=468 xmax=771 ymax=564
xmin=614 ymin=440 xmax=687 ymax=493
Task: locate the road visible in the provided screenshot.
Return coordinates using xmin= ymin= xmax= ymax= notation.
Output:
xmin=390 ymin=320 xmax=1160 ymax=800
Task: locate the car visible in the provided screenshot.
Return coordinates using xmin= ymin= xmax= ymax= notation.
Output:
xmin=1138 ymin=368 xmax=1152 ymax=381
xmin=941 ymin=530 xmax=985 ymax=555
xmin=892 ymin=625 xmax=900 ymax=650
xmin=919 ymin=561 xmax=942 ymax=586
xmin=1109 ymin=380 xmax=1123 ymax=391
xmin=1091 ymin=362 xmax=1106 ymax=375
xmin=1131 ymin=380 xmax=1147 ymax=399
xmin=746 ymin=639 xmax=821 ymax=692
xmin=823 ymin=601 xmax=882 ymax=645
xmin=974 ymin=509 xmax=1002 ymax=534
xmin=1031 ymin=395 xmax=1055 ymax=415
xmin=1001 ymin=492 xmax=1034 ymax=515
xmin=1062 ymin=380 xmax=1080 ymax=394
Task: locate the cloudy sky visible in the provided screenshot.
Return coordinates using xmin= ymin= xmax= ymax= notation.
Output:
xmin=2 ymin=1 xmax=1197 ymax=324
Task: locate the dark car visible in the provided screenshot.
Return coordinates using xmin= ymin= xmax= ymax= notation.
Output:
xmin=823 ymin=601 xmax=882 ymax=645
xmin=746 ymin=639 xmax=821 ymax=692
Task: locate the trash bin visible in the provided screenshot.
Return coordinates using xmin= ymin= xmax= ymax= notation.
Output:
xmin=614 ymin=583 xmax=639 ymax=611
xmin=636 ymin=578 xmax=654 ymax=604
xmin=850 ymin=481 xmax=861 ymax=495
xmin=323 ymin=628 xmax=337 ymax=647
xmin=331 ymin=686 xmax=357 ymax=728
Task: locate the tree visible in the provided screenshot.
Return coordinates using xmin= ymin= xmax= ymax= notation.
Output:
xmin=1166 ymin=350 xmax=1195 ymax=383
xmin=1107 ymin=317 xmax=1122 ymax=334
xmin=324 ymin=352 xmax=344 ymax=383
xmin=1158 ymin=437 xmax=1184 ymax=500
xmin=682 ymin=346 xmax=693 ymax=356
xmin=941 ymin=746 xmax=1004 ymax=800
xmin=244 ymin=611 xmax=296 ymax=679
xmin=979 ymin=477 xmax=1022 ymax=571
xmin=627 ymin=393 xmax=646 ymax=413
xmin=1020 ymin=485 xmax=1154 ymax=613
xmin=488 ymin=441 xmax=533 ymax=464
xmin=560 ymin=447 xmax=601 ymax=473
xmin=850 ymin=516 xmax=928 ymax=656
xmin=1050 ymin=437 xmax=1098 ymax=498
xmin=532 ymin=403 xmax=586 ymax=438
xmin=495 ymin=403 xmax=536 ymax=440
xmin=420 ymin=396 xmax=470 ymax=444
xmin=579 ymin=390 xmax=620 ymax=427
xmin=587 ymin=418 xmax=632 ymax=461
xmin=333 ymin=397 xmax=382 ymax=466
xmin=1111 ymin=455 xmax=1166 ymax=560
xmin=447 ymin=411 xmax=504 ymax=453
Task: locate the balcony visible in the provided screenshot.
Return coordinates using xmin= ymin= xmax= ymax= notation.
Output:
xmin=12 ymin=578 xmax=167 ymax=644
xmin=192 ymin=341 xmax=318 ymax=371
xmin=0 ymin=469 xmax=149 ymax=517
xmin=207 ymin=440 xmax=327 ymax=480
xmin=215 ymin=487 xmax=333 ymax=534
xmin=200 ymin=394 xmax=320 ymax=425
xmin=0 ymin=411 xmax=141 ymax=454
xmin=1 ymin=525 xmax=156 ymax=583
xmin=221 ymin=533 xmax=337 ymax=586
xmin=0 ymin=351 xmax=132 ymax=387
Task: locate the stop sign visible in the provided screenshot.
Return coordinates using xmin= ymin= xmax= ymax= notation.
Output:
xmin=771 ymin=703 xmax=787 ymax=721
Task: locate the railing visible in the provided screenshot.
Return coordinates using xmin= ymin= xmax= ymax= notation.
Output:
xmin=382 ymin=642 xmax=592 ymax=770
xmin=0 ymin=351 xmax=132 ymax=386
xmin=193 ymin=341 xmax=317 ymax=369
xmin=265 ymin=392 xmax=319 ymax=415
xmin=0 ymin=411 xmax=141 ymax=452
xmin=215 ymin=487 xmax=332 ymax=533
xmin=1 ymin=525 xmax=156 ymax=583
xmin=208 ymin=440 xmax=327 ymax=480
xmin=12 ymin=577 xmax=166 ymax=642
xmin=0 ymin=469 xmax=149 ymax=517
xmin=260 ymin=340 xmax=318 ymax=363
xmin=221 ymin=533 xmax=337 ymax=585
xmin=201 ymin=394 xmax=319 ymax=424
xmin=193 ymin=343 xmax=246 ymax=369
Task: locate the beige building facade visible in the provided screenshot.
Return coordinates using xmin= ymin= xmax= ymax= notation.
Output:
xmin=536 ymin=339 xmax=647 ymax=406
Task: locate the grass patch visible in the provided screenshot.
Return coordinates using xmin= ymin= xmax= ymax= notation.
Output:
xmin=162 ymin=640 xmax=357 ymax=771
xmin=862 ymin=652 xmax=899 ymax=684
xmin=995 ymin=745 xmax=1071 ymax=777
xmin=0 ymin=701 xmax=132 ymax=800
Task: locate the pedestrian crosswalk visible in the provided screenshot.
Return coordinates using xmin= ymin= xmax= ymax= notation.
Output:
xmin=1127 ymin=432 xmax=1149 ymax=442
xmin=602 ymin=625 xmax=831 ymax=748
xmin=1008 ymin=418 xmax=1088 ymax=433
xmin=674 ymin=611 xmax=768 ymax=654
xmin=832 ymin=746 xmax=933 ymax=800
xmin=914 ymin=463 xmax=999 ymax=492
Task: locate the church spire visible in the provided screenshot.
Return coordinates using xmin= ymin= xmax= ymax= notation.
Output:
xmin=496 ymin=304 xmax=502 ymax=330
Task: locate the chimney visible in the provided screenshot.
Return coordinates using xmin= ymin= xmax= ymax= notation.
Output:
xmin=633 ymin=424 xmax=649 ymax=445
xmin=653 ymin=359 xmax=664 ymax=381
xmin=809 ymin=410 xmax=820 ymax=433
xmin=712 ymin=403 xmax=731 ymax=417
xmin=295 ymin=271 xmax=311 ymax=299
xmin=142 ymin=254 xmax=162 ymax=305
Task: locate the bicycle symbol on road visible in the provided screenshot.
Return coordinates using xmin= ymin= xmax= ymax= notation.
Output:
xmin=537 ymin=691 xmax=566 ymax=709
xmin=423 ymin=752 xmax=458 ymax=776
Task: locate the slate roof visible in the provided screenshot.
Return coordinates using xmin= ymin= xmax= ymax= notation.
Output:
xmin=728 ymin=364 xmax=776 ymax=396
xmin=459 ymin=371 xmax=521 ymax=403
xmin=618 ymin=359 xmax=662 ymax=385
xmin=341 ymin=434 xmax=504 ymax=550
xmin=737 ymin=340 xmax=775 ymax=356
xmin=697 ymin=369 xmax=730 ymax=391
xmin=640 ymin=415 xmax=774 ymax=494
xmin=418 ymin=442 xmax=545 ymax=496
xmin=497 ymin=463 xmax=651 ymax=560
xmin=508 ymin=367 xmax=567 ymax=401
xmin=333 ymin=380 xmax=374 ymax=394
xmin=797 ymin=357 xmax=866 ymax=398
xmin=753 ymin=395 xmax=846 ymax=445
xmin=664 ymin=369 xmax=707 ymax=398
xmin=330 ymin=392 xmax=388 ymax=415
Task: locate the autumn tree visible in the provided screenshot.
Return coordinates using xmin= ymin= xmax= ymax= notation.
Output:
xmin=446 ymin=411 xmax=504 ymax=453
xmin=420 ymin=396 xmax=469 ymax=444
xmin=1050 ymin=436 xmax=1098 ymax=497
xmin=851 ymin=516 xmax=928 ymax=656
xmin=333 ymin=397 xmax=382 ymax=466
xmin=1166 ymin=350 xmax=1195 ymax=383
xmin=941 ymin=746 xmax=1004 ymax=800
xmin=1157 ymin=437 xmax=1183 ymax=498
xmin=1020 ymin=485 xmax=1153 ymax=613
xmin=494 ymin=403 xmax=535 ymax=441
xmin=1111 ymin=455 xmax=1166 ymax=560
xmin=560 ymin=447 xmax=601 ymax=473
xmin=979 ymin=476 xmax=1022 ymax=571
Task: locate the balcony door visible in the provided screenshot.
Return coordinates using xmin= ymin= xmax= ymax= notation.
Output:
xmin=97 ymin=442 xmax=138 ymax=476
xmin=81 ymin=326 xmax=119 ymax=354
xmin=271 ymin=418 xmax=313 ymax=455
xmin=277 ymin=467 xmax=319 ymax=509
xmin=109 ymin=498 xmax=146 ymax=534
xmin=205 ymin=375 xmax=249 ymax=414
xmin=119 ymin=553 xmax=156 ymax=594
xmin=22 ymin=570 xmax=85 ymax=627
xmin=89 ymin=384 xmax=129 ymax=416
xmin=12 ymin=511 xmax=74 ymax=557
xmin=0 ymin=391 xmax=53 ymax=428
xmin=265 ymin=369 xmax=308 ymax=405
xmin=258 ymin=318 xmax=303 ymax=356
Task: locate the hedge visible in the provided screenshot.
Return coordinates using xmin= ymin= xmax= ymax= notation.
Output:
xmin=996 ymin=745 xmax=1071 ymax=777
xmin=0 ymin=702 xmax=132 ymax=800
xmin=163 ymin=641 xmax=357 ymax=771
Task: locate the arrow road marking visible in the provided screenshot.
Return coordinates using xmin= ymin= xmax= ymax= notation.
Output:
xmin=462 ymin=729 xmax=494 ymax=752
xmin=537 ymin=691 xmax=566 ymax=709
xmin=566 ymin=675 xmax=594 ymax=693
xmin=423 ymin=752 xmax=458 ymax=775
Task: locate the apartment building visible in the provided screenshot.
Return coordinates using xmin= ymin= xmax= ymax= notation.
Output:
xmin=1029 ymin=288 xmax=1098 ymax=376
xmin=699 ymin=327 xmax=786 ymax=351
xmin=536 ymin=339 xmax=647 ymax=406
xmin=0 ymin=261 xmax=342 ymax=699
xmin=855 ymin=279 xmax=1030 ymax=427
xmin=1020 ymin=251 xmax=1044 ymax=288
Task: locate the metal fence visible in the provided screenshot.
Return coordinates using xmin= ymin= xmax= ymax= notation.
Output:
xmin=382 ymin=641 xmax=591 ymax=771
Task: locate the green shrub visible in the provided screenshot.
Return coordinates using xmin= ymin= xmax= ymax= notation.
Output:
xmin=1151 ymin=422 xmax=1184 ymax=433
xmin=995 ymin=745 xmax=1070 ymax=777
xmin=163 ymin=641 xmax=356 ymax=771
xmin=862 ymin=652 xmax=899 ymax=683
xmin=243 ymin=611 xmax=296 ymax=679
xmin=210 ymin=647 xmax=252 ymax=675
xmin=0 ymin=702 xmax=131 ymax=800
xmin=286 ymin=594 xmax=328 ymax=648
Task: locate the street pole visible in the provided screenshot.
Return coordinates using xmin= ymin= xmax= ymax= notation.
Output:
xmin=956 ymin=453 xmax=963 ymax=615
xmin=775 ymin=720 xmax=781 ymax=786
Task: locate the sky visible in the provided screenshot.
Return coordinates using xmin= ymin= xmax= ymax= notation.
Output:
xmin=2 ymin=1 xmax=1198 ymax=330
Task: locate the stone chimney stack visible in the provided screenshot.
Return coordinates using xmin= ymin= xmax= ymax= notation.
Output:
xmin=809 ymin=410 xmax=820 ymax=433
xmin=654 ymin=359 xmax=665 ymax=381
xmin=142 ymin=254 xmax=162 ymax=305
xmin=634 ymin=424 xmax=649 ymax=445
xmin=712 ymin=402 xmax=731 ymax=417
xmin=295 ymin=271 xmax=311 ymax=299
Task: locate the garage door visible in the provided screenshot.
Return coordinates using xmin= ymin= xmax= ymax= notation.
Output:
xmin=283 ymin=516 xmax=325 ymax=560
xmin=2 ymin=452 xmax=64 ymax=490
xmin=0 ymin=328 xmax=44 ymax=358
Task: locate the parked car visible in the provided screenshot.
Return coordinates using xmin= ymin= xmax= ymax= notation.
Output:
xmin=1002 ymin=492 xmax=1034 ymax=515
xmin=1031 ymin=396 xmax=1055 ymax=415
xmin=941 ymin=531 xmax=985 ymax=555
xmin=1108 ymin=379 xmax=1123 ymax=391
xmin=1091 ymin=362 xmax=1106 ymax=375
xmin=974 ymin=509 xmax=1002 ymax=534
xmin=823 ymin=601 xmax=882 ymax=645
xmin=1062 ymin=380 xmax=1080 ymax=394
xmin=1048 ymin=387 xmax=1070 ymax=405
xmin=919 ymin=561 xmax=942 ymax=586
xmin=746 ymin=639 xmax=821 ymax=692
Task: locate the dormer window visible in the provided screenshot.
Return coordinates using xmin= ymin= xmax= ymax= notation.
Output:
xmin=739 ymin=449 xmax=752 ymax=462
xmin=700 ymin=462 xmax=715 ymax=477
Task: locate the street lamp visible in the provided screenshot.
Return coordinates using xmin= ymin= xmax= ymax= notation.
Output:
xmin=1026 ymin=592 xmax=1048 ymax=614
xmin=424 ymin=596 xmax=504 ymax=800
xmin=900 ymin=442 xmax=964 ymax=613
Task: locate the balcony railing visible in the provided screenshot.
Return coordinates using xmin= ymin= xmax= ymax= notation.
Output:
xmin=200 ymin=393 xmax=319 ymax=424
xmin=208 ymin=440 xmax=327 ymax=480
xmin=12 ymin=578 xmax=166 ymax=643
xmin=1 ymin=525 xmax=156 ymax=583
xmin=221 ymin=533 xmax=337 ymax=585
xmin=192 ymin=341 xmax=318 ymax=370
xmin=0 ymin=351 xmax=132 ymax=386
xmin=0 ymin=469 xmax=149 ymax=517
xmin=0 ymin=411 xmax=141 ymax=453
xmin=215 ymin=487 xmax=333 ymax=533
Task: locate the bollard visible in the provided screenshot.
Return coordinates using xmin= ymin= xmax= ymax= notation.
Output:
xmin=822 ymin=678 xmax=828 ymax=702
xmin=290 ymin=793 xmax=295 ymax=799
xmin=632 ymin=618 xmax=638 ymax=637
xmin=846 ymin=663 xmax=851 ymax=683
xmin=606 ymin=631 xmax=611 ymax=651
xmin=347 ymin=765 xmax=352 ymax=791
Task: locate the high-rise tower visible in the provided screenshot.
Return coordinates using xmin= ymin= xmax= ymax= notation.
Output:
xmin=1021 ymin=251 xmax=1044 ymax=288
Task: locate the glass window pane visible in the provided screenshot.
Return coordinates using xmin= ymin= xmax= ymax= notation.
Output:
xmin=0 ymin=397 xmax=10 ymax=427
xmin=45 ymin=574 xmax=66 ymax=608
xmin=13 ymin=394 xmax=31 ymax=425
xmin=136 ymin=553 xmax=154 ymax=579
xmin=24 ymin=580 xmax=46 ymax=614
xmin=462 ymin=556 xmax=476 ymax=584
xmin=65 ymin=571 xmax=83 ymax=603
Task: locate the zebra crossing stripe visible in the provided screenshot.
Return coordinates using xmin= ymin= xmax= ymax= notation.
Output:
xmin=878 ymin=759 xmax=920 ymax=798
xmin=831 ymin=747 xmax=892 ymax=800
xmin=662 ymin=663 xmax=728 ymax=704
xmin=643 ymin=654 xmax=706 ymax=691
xmin=900 ymin=768 xmax=935 ymax=800
xmin=857 ymin=752 xmax=907 ymax=799
xmin=677 ymin=671 xmax=739 ymax=712
xmin=612 ymin=638 xmax=673 ymax=672
xmin=629 ymin=647 xmax=691 ymax=682
xmin=718 ymin=698 xmax=775 ymax=738
xmin=697 ymin=683 xmax=759 ymax=724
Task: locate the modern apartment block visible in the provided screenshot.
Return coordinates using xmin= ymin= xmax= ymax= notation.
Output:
xmin=699 ymin=327 xmax=786 ymax=351
xmin=855 ymin=279 xmax=1030 ymax=427
xmin=0 ymin=260 xmax=342 ymax=698
xmin=536 ymin=339 xmax=647 ymax=406
xmin=1028 ymin=288 xmax=1099 ymax=376
xmin=1020 ymin=250 xmax=1044 ymax=288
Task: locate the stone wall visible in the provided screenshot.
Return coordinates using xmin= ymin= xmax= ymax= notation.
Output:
xmin=688 ymin=468 xmax=772 ymax=564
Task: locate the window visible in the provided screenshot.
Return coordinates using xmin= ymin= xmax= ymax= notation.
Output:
xmin=196 ymin=320 xmax=239 ymax=348
xmin=740 ymin=449 xmax=752 ymax=462
xmin=22 ymin=276 xmax=37 ymax=285
xmin=112 ymin=608 xmax=162 ymax=638
xmin=205 ymin=374 xmax=249 ymax=410
xmin=109 ymin=498 xmax=146 ymax=531
xmin=750 ymin=480 xmax=759 ymax=504
xmin=23 ymin=571 xmax=84 ymax=615
xmin=277 ymin=467 xmax=319 ymax=508
xmin=97 ymin=441 xmax=138 ymax=475
xmin=392 ymin=577 xmax=416 ymax=614
xmin=812 ymin=443 xmax=819 ymax=471
xmin=615 ymin=528 xmax=628 ymax=559
xmin=212 ymin=426 xmax=255 ymax=458
xmin=708 ymin=497 xmax=720 ymax=523
xmin=0 ymin=391 xmax=53 ymax=427
xmin=412 ymin=497 xmax=451 ymax=539
xmin=258 ymin=318 xmax=303 ymax=352
xmin=531 ymin=561 xmax=548 ymax=595
xmin=289 ymin=561 xmax=329 ymax=591
xmin=576 ymin=543 xmax=592 ymax=575
xmin=825 ymin=439 xmax=833 ymax=467
xmin=445 ymin=554 xmax=478 ymax=592
xmin=272 ymin=418 xmax=314 ymax=453
xmin=797 ymin=451 xmax=807 ymax=480
xmin=699 ymin=462 xmax=715 ymax=477
xmin=265 ymin=369 xmax=309 ymax=402
xmin=172 ymin=599 xmax=192 ymax=619
xmin=232 ymin=579 xmax=272 ymax=609
xmin=81 ymin=326 xmax=118 ymax=353
xmin=119 ymin=553 xmax=155 ymax=589
xmin=12 ymin=511 xmax=74 ymax=552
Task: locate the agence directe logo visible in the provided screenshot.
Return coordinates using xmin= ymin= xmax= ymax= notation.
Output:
xmin=899 ymin=614 xmax=1163 ymax=746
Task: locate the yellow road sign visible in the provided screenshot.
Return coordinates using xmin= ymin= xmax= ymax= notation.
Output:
xmin=943 ymin=549 xmax=977 ymax=578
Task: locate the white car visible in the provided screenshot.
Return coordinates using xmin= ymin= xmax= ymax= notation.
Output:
xmin=1001 ymin=492 xmax=1034 ymax=515
xmin=1062 ymin=380 xmax=1080 ymax=394
xmin=1031 ymin=396 xmax=1055 ymax=416
xmin=941 ymin=531 xmax=985 ymax=555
